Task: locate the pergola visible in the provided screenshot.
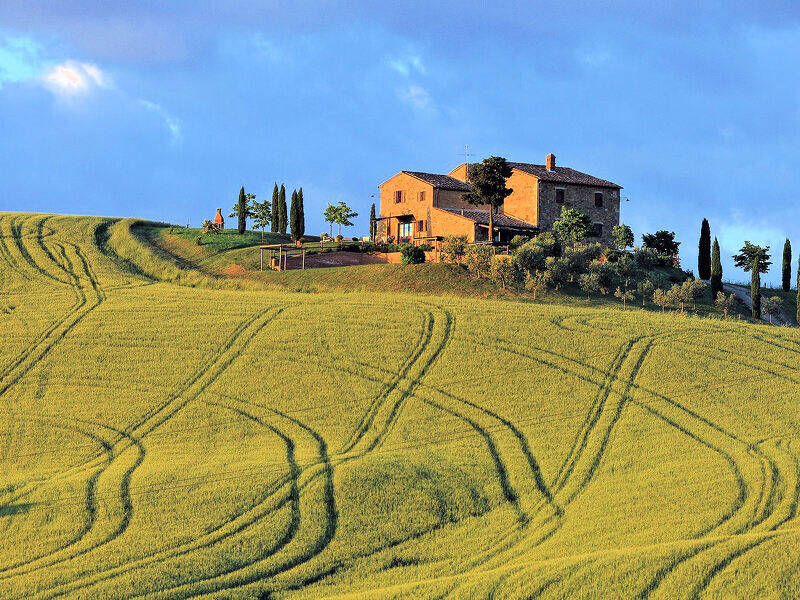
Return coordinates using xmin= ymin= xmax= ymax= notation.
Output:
xmin=259 ymin=244 xmax=306 ymax=272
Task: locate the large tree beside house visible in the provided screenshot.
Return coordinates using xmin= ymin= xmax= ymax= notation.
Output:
xmin=461 ymin=156 xmax=514 ymax=244
xmin=553 ymin=207 xmax=593 ymax=245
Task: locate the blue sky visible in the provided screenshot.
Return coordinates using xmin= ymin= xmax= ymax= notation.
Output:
xmin=1 ymin=2 xmax=799 ymax=284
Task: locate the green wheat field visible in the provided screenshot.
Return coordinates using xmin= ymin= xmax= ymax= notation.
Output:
xmin=1 ymin=212 xmax=798 ymax=599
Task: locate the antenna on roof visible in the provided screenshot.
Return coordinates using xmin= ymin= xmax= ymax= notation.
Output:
xmin=462 ymin=144 xmax=474 ymax=164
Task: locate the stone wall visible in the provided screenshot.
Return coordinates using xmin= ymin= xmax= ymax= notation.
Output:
xmin=537 ymin=181 xmax=620 ymax=244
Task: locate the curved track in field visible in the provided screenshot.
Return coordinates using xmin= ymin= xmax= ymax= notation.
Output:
xmin=0 ymin=218 xmax=295 ymax=596
xmin=1 ymin=304 xmax=289 ymax=596
xmin=117 ymin=305 xmax=453 ymax=599
xmin=4 ymin=216 xmax=800 ymax=599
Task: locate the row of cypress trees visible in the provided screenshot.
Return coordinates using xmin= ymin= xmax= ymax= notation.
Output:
xmin=290 ymin=188 xmax=305 ymax=242
xmin=700 ymin=218 xmax=794 ymax=291
xmin=700 ymin=218 xmax=797 ymax=321
xmin=269 ymin=184 xmax=305 ymax=241
xmin=699 ymin=218 xmax=725 ymax=298
xmin=271 ymin=184 xmax=287 ymax=234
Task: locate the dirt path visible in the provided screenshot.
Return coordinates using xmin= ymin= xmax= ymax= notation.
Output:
xmin=723 ymin=283 xmax=793 ymax=326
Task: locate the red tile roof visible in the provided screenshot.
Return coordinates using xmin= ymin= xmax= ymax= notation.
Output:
xmin=402 ymin=171 xmax=472 ymax=192
xmin=509 ymin=162 xmax=621 ymax=188
xmin=438 ymin=208 xmax=538 ymax=230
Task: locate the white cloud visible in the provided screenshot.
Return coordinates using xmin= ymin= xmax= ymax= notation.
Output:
xmin=389 ymin=55 xmax=425 ymax=77
xmin=399 ymin=85 xmax=432 ymax=110
xmin=138 ymin=99 xmax=182 ymax=142
xmin=41 ymin=60 xmax=108 ymax=95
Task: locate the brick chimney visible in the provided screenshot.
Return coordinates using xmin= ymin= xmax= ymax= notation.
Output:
xmin=546 ymin=153 xmax=556 ymax=171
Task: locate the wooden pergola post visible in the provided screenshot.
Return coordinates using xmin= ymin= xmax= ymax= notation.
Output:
xmin=302 ymin=248 xmax=306 ymax=270
xmin=260 ymin=247 xmax=264 ymax=272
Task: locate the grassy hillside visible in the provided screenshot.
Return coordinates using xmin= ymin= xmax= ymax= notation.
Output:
xmin=133 ymin=223 xmax=761 ymax=319
xmin=0 ymin=212 xmax=799 ymax=599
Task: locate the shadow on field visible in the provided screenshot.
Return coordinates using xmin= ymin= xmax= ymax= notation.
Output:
xmin=0 ymin=503 xmax=34 ymax=517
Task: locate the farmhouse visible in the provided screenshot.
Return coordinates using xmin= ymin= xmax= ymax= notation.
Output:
xmin=377 ymin=154 xmax=621 ymax=244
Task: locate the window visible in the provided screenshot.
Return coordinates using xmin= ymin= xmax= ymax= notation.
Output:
xmin=394 ymin=190 xmax=403 ymax=203
xmin=417 ymin=220 xmax=426 ymax=233
xmin=555 ymin=188 xmax=565 ymax=204
xmin=594 ymin=192 xmax=604 ymax=207
xmin=593 ymin=223 xmax=603 ymax=238
xmin=419 ymin=191 xmax=426 ymax=202
xmin=400 ymin=222 xmax=413 ymax=238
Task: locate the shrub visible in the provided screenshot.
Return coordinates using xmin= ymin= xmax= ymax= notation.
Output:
xmin=441 ymin=235 xmax=468 ymax=265
xmin=633 ymin=247 xmax=659 ymax=270
xmin=464 ymin=244 xmax=492 ymax=279
xmin=400 ymin=244 xmax=426 ymax=265
xmin=669 ymin=282 xmax=692 ymax=314
xmin=352 ymin=237 xmax=359 ymax=242
xmin=543 ymin=256 xmax=570 ymax=290
xmin=603 ymin=248 xmax=624 ymax=263
xmin=201 ymin=219 xmax=214 ymax=234
xmin=490 ymin=255 xmax=515 ymax=289
xmin=588 ymin=259 xmax=614 ymax=294
xmin=715 ymin=291 xmax=735 ymax=320
xmin=614 ymin=254 xmax=638 ymax=287
xmin=637 ymin=280 xmax=655 ymax=306
xmin=653 ymin=288 xmax=671 ymax=312
xmin=514 ymin=232 xmax=561 ymax=274
xmin=509 ymin=235 xmax=530 ymax=250
xmin=514 ymin=244 xmax=547 ymax=275
xmin=763 ymin=296 xmax=783 ymax=325
xmin=195 ymin=236 xmax=203 ymax=246
xmin=524 ymin=270 xmax=548 ymax=300
xmin=531 ymin=231 xmax=560 ymax=257
xmin=680 ymin=278 xmax=707 ymax=310
xmin=614 ymin=286 xmax=634 ymax=308
xmin=578 ymin=272 xmax=601 ymax=299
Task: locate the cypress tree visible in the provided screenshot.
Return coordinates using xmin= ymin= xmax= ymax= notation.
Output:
xmin=297 ymin=187 xmax=305 ymax=240
xmin=751 ymin=255 xmax=761 ymax=320
xmin=270 ymin=183 xmax=279 ymax=233
xmin=797 ymin=256 xmax=800 ymax=324
xmin=278 ymin=184 xmax=287 ymax=235
xmin=698 ymin=218 xmax=711 ymax=279
xmin=237 ymin=186 xmax=247 ymax=235
xmin=289 ymin=189 xmax=300 ymax=241
xmin=710 ymin=237 xmax=723 ymax=299
xmin=782 ymin=238 xmax=791 ymax=292
xmin=369 ymin=203 xmax=376 ymax=241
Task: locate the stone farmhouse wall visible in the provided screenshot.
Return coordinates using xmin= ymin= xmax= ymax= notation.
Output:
xmin=537 ymin=181 xmax=620 ymax=244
